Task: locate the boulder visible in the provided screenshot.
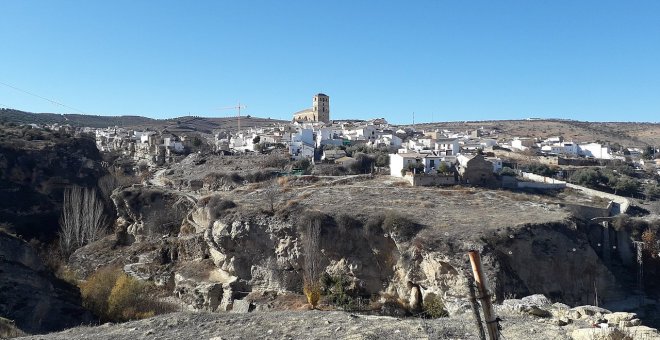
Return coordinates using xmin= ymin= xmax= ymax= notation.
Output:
xmin=571 ymin=306 xmax=611 ymax=318
xmin=624 ymin=326 xmax=660 ymax=339
xmin=231 ymin=299 xmax=254 ymax=313
xmin=603 ymin=312 xmax=636 ymax=325
xmin=571 ymin=327 xmax=629 ymax=340
xmin=619 ymin=319 xmax=641 ymax=328
xmin=173 ymin=273 xmax=224 ymax=311
xmin=522 ymin=294 xmax=552 ymax=306
xmin=528 ymin=306 xmax=552 ymax=318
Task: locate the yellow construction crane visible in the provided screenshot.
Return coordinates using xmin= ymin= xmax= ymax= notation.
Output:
xmin=216 ymin=102 xmax=247 ymax=131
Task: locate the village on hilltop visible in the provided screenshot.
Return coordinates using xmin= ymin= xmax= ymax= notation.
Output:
xmin=21 ymin=93 xmax=660 ymax=192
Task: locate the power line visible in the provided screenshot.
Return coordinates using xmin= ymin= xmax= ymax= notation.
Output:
xmin=0 ymin=80 xmax=87 ymax=114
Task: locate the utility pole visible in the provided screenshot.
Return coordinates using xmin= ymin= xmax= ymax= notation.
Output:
xmin=468 ymin=250 xmax=499 ymax=340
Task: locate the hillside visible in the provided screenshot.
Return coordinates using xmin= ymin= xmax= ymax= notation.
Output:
xmin=416 ymin=119 xmax=660 ymax=147
xmin=0 ymin=109 xmax=287 ymax=133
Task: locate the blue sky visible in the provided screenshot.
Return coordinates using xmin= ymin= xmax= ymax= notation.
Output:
xmin=1 ymin=1 xmax=659 ymax=124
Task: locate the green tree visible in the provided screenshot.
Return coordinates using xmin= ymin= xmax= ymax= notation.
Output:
xmin=438 ymin=162 xmax=449 ymax=174
xmin=500 ymin=167 xmax=516 ymax=177
xmin=643 ymin=183 xmax=660 ymax=201
xmin=570 ymin=168 xmax=603 ymax=188
xmin=611 ymin=176 xmax=639 ymax=196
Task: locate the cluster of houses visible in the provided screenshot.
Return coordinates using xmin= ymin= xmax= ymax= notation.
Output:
xmin=94 ymin=127 xmax=188 ymax=166
xmin=11 ymin=94 xmax=659 ymax=183
xmin=509 ymin=136 xmax=619 ymax=160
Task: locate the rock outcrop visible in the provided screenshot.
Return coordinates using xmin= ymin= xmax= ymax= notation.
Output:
xmin=0 ymin=232 xmax=95 ymax=334
xmin=0 ymin=127 xmax=104 ymax=240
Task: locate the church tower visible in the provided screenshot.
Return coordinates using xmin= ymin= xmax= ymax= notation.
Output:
xmin=312 ymin=93 xmax=330 ymax=124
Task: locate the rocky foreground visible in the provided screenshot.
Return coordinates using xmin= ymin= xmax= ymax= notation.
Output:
xmin=17 ymin=295 xmax=660 ymax=340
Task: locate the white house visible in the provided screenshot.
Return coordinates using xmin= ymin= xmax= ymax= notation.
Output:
xmin=291 ymin=128 xmax=314 ymax=145
xmin=389 ymin=153 xmax=423 ymax=177
xmin=289 ymin=141 xmax=315 ymax=160
xmin=511 ymin=137 xmax=535 ymax=151
xmin=435 ymin=138 xmax=459 ymax=156
xmin=373 ymin=134 xmax=402 ymax=149
xmin=579 ymin=142 xmax=612 ymax=159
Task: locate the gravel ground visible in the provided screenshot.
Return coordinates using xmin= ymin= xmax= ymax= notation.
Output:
xmin=17 ymin=310 xmax=573 ymax=340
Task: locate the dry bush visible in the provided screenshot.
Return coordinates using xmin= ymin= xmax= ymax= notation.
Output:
xmin=206 ymin=195 xmax=237 ymax=220
xmin=642 ymin=229 xmax=658 ymax=257
xmin=378 ymin=294 xmax=410 ymax=317
xmin=107 ymin=273 xmax=155 ymax=321
xmin=277 ymin=176 xmax=289 ymax=186
xmin=243 ymin=170 xmax=276 ymax=183
xmin=423 ymin=293 xmax=449 ymax=318
xmin=79 ymin=266 xmax=123 ymax=321
xmin=382 ymin=211 xmax=420 ymax=242
xmin=261 ymin=153 xmax=289 ymax=169
xmin=80 ymin=266 xmax=173 ymax=322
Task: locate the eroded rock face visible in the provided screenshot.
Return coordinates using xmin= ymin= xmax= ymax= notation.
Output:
xmin=0 ymin=232 xmax=95 ymax=334
xmin=101 ymin=186 xmax=630 ymax=317
xmin=0 ymin=131 xmax=104 ymax=240
xmin=488 ymin=222 xmax=622 ymax=306
xmin=111 ymin=186 xmax=194 ymax=243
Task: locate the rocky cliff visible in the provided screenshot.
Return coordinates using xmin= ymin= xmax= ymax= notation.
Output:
xmin=69 ymin=183 xmax=630 ymax=320
xmin=0 ymin=125 xmax=105 ymax=240
xmin=0 ymin=231 xmax=95 ymax=334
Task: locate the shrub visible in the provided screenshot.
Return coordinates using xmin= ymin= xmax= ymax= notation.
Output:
xmin=207 ymin=196 xmax=237 ymax=220
xmin=382 ymin=212 xmax=420 ymax=242
xmin=79 ymin=266 xmax=123 ymax=321
xmin=292 ymin=159 xmax=312 ymax=174
xmin=645 ymin=183 xmax=660 ymax=201
xmin=322 ymin=274 xmax=364 ymax=311
xmin=526 ymin=163 xmax=556 ymax=177
xmin=303 ymin=282 xmax=321 ymax=309
xmin=570 ymin=168 xmax=605 ymax=188
xmin=261 ymin=154 xmax=289 ymax=168
xmin=500 ymin=167 xmax=517 ymax=177
xmin=612 ymin=176 xmax=639 ymax=196
xmin=243 ymin=170 xmax=276 ymax=183
xmin=423 ymin=294 xmax=449 ymax=318
xmin=80 ymin=266 xmax=171 ymax=322
xmin=107 ymin=273 xmax=155 ymax=321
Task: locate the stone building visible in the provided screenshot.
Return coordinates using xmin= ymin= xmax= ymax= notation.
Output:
xmin=292 ymin=93 xmax=330 ymax=124
xmin=456 ymin=154 xmax=495 ymax=186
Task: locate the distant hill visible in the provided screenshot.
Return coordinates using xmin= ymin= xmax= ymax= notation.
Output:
xmin=413 ymin=119 xmax=660 ymax=147
xmin=0 ymin=108 xmax=287 ymax=133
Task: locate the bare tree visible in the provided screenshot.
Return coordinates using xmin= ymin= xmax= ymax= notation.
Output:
xmin=59 ymin=186 xmax=108 ymax=258
xmin=301 ymin=215 xmax=322 ymax=308
xmin=262 ymin=182 xmax=280 ymax=213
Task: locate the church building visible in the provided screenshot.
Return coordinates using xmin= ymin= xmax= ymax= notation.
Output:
xmin=292 ymin=93 xmax=330 ymax=124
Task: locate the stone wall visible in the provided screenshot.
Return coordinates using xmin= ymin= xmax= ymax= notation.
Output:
xmin=405 ymin=173 xmax=456 ymax=186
